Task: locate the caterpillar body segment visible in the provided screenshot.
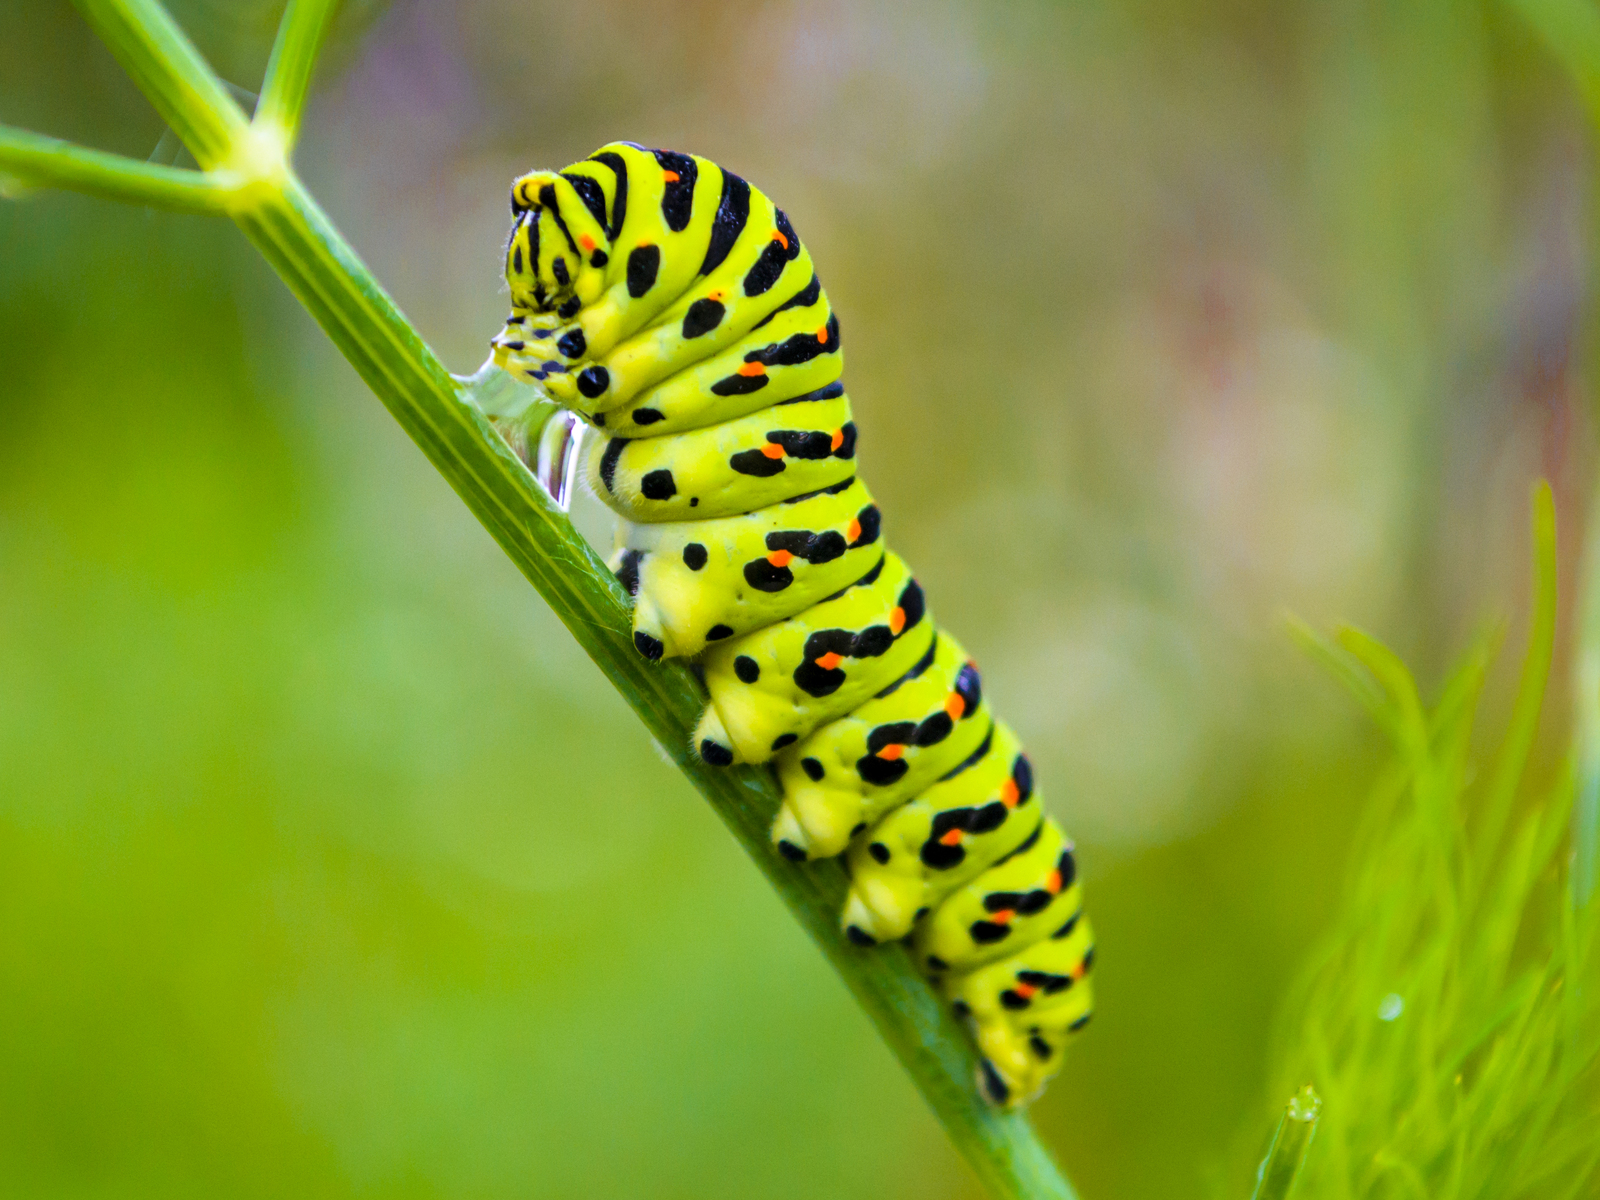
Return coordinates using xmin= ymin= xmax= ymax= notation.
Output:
xmin=587 ymin=387 xmax=857 ymax=522
xmin=607 ymin=477 xmax=882 ymax=660
xmin=841 ymin=722 xmax=1041 ymax=942
xmin=491 ymin=144 xmax=1093 ymax=1108
xmin=947 ymin=914 xmax=1096 ymax=1108
xmin=593 ymin=310 xmax=842 ymax=439
xmin=696 ymin=552 xmax=931 ymax=764
xmin=913 ymin=818 xmax=1081 ymax=975
xmin=771 ymin=631 xmax=989 ymax=861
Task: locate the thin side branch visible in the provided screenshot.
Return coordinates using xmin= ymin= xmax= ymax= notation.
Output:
xmin=72 ymin=0 xmax=249 ymax=169
xmin=0 ymin=125 xmax=236 ymax=212
xmin=258 ymin=0 xmax=342 ymax=144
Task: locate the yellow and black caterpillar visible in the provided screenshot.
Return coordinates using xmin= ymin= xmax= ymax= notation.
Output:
xmin=490 ymin=143 xmax=1094 ymax=1107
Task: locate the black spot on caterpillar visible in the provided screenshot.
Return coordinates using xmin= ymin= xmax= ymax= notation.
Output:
xmin=683 ymin=298 xmax=725 ymax=339
xmin=640 ymin=469 xmax=676 ymax=500
xmin=627 ymin=245 xmax=660 ymax=298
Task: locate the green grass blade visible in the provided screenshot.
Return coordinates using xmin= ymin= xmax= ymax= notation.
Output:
xmin=1337 ymin=625 xmax=1432 ymax=769
xmin=1285 ymin=614 xmax=1400 ymax=742
xmin=1250 ymin=1086 xmax=1321 ymax=1200
xmin=1476 ymin=480 xmax=1558 ymax=884
xmin=1574 ymin=482 xmax=1600 ymax=909
xmin=1428 ymin=622 xmax=1501 ymax=745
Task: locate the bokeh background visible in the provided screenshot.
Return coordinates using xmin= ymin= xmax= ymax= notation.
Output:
xmin=1 ymin=1 xmax=1592 ymax=1196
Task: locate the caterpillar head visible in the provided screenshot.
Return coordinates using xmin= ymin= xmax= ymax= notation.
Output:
xmin=502 ymin=171 xmax=610 ymax=316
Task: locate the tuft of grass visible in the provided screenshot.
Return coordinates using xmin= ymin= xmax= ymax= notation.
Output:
xmin=1264 ymin=482 xmax=1600 ymax=1200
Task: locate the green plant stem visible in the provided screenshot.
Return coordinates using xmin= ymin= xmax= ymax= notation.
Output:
xmin=18 ymin=1 xmax=1084 ymax=1196
xmin=1250 ymin=1086 xmax=1321 ymax=1200
xmin=258 ymin=0 xmax=341 ymax=142
xmin=0 ymin=125 xmax=234 ymax=211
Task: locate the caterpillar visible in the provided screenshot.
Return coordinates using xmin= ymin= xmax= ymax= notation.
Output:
xmin=488 ymin=142 xmax=1094 ymax=1108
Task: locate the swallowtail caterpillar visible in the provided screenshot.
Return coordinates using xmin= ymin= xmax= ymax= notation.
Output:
xmin=487 ymin=142 xmax=1094 ymax=1108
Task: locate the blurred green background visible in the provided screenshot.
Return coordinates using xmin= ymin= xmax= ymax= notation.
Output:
xmin=0 ymin=1 xmax=1590 ymax=1196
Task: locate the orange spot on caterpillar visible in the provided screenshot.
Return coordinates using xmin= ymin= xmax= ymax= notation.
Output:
xmin=888 ymin=607 xmax=906 ymax=635
xmin=943 ymin=693 xmax=965 ymax=719
xmin=760 ymin=442 xmax=786 ymax=459
xmin=817 ymin=651 xmax=844 ymax=671
xmin=1046 ymin=870 xmax=1063 ymax=893
xmin=662 ymin=170 xmax=680 ymax=182
xmin=774 ymin=230 xmax=789 ymax=249
xmin=768 ymin=550 xmax=794 ymax=568
xmin=1070 ymin=962 xmax=1087 ymax=981
xmin=846 ymin=519 xmax=861 ymax=542
xmin=816 ymin=325 xmax=828 ymax=343
xmin=877 ymin=744 xmax=905 ymax=761
xmin=579 ymin=234 xmax=596 ymax=252
xmin=1014 ymin=982 xmax=1039 ymax=999
xmin=708 ymin=290 xmax=726 ymax=302
xmin=637 ymin=239 xmax=654 ymax=248
xmin=830 ymin=428 xmax=844 ymax=451
xmin=991 ymin=909 xmax=1015 ymax=925
xmin=940 ymin=828 xmax=964 ymax=846
xmin=737 ymin=362 xmax=767 ymax=377
xmin=1000 ymin=779 xmax=1021 ymax=808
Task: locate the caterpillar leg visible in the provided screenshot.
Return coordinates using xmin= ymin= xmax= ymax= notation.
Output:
xmin=692 ymin=703 xmax=737 ymax=767
xmin=609 ymin=546 xmax=671 ymax=660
